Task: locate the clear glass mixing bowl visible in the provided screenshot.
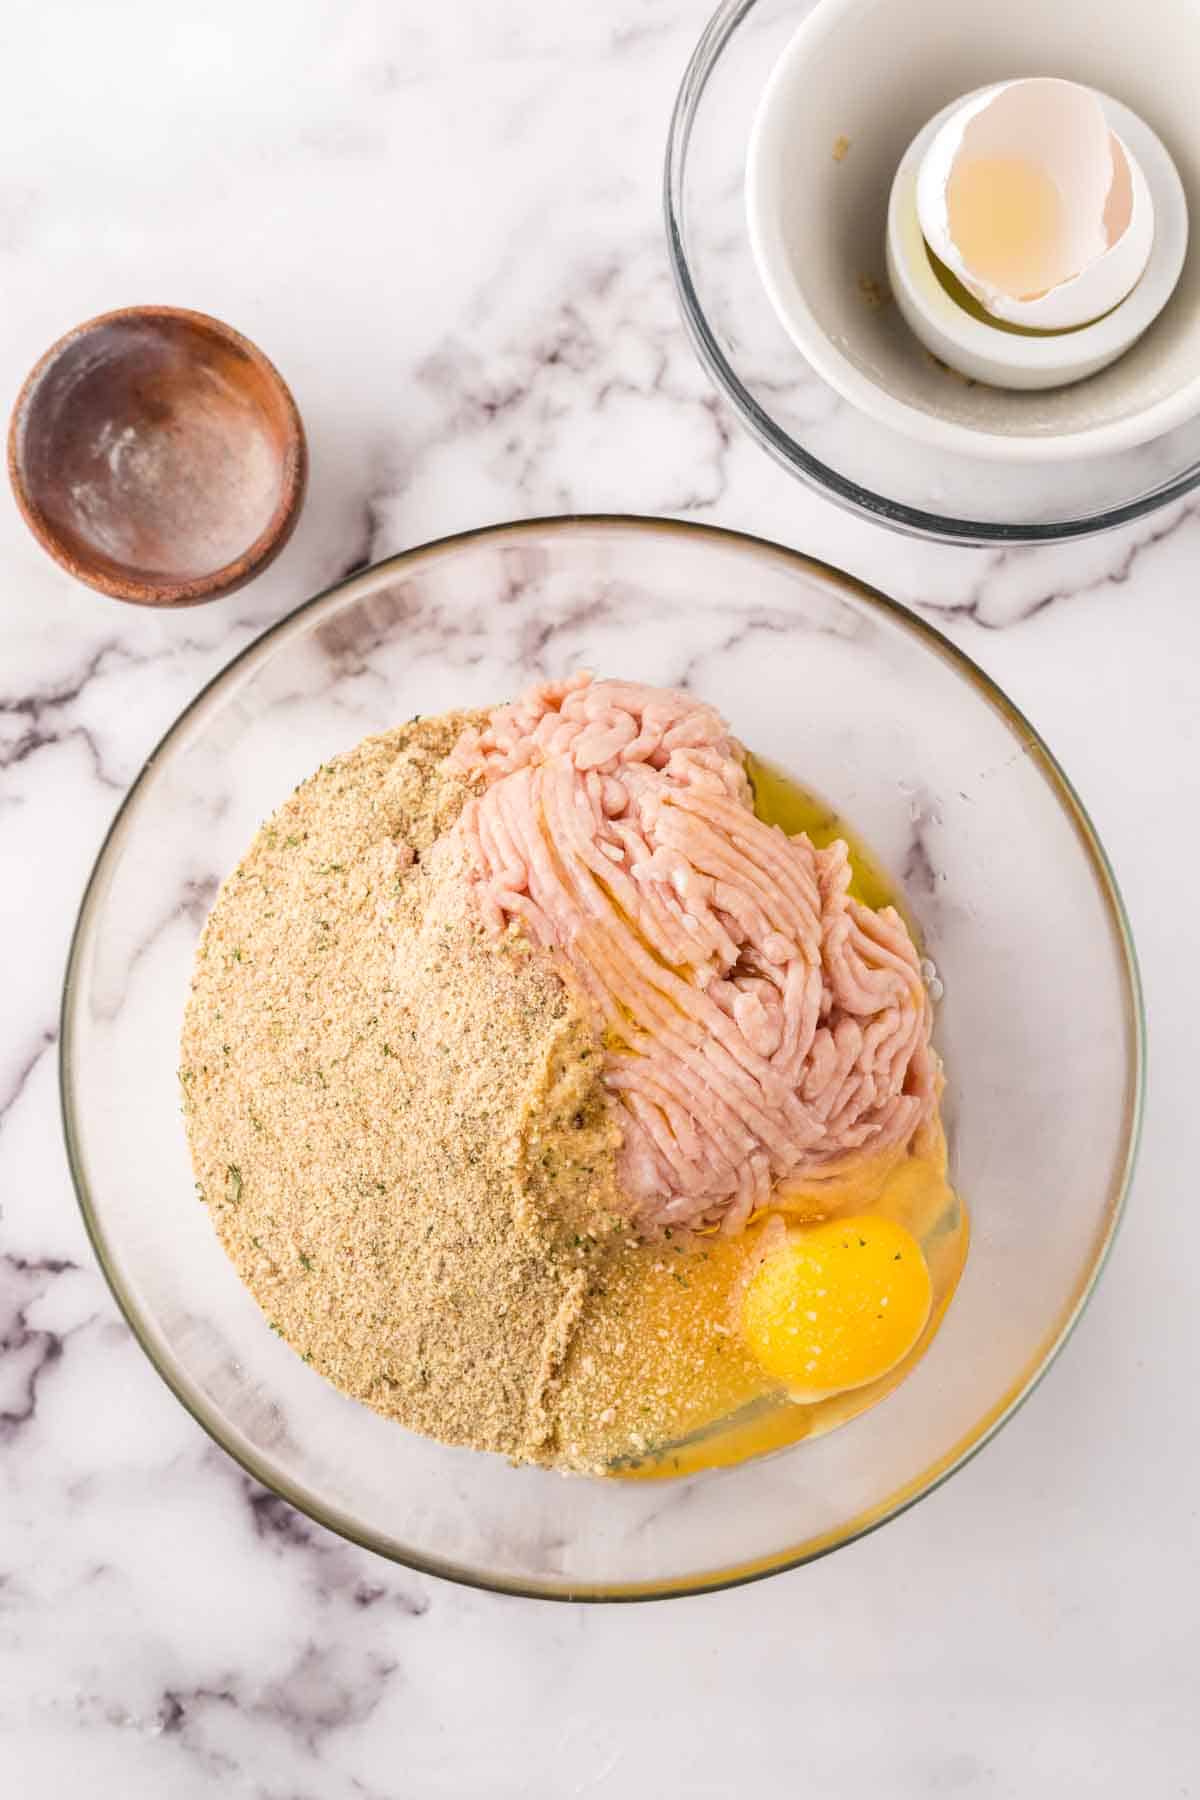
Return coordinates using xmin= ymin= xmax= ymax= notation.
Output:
xmin=666 ymin=0 xmax=1200 ymax=543
xmin=61 ymin=518 xmax=1143 ymax=1598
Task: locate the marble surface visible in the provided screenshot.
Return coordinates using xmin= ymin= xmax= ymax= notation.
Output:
xmin=1 ymin=2 xmax=1196 ymax=1794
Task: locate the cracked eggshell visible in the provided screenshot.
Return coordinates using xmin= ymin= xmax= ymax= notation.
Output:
xmin=916 ymin=77 xmax=1154 ymax=331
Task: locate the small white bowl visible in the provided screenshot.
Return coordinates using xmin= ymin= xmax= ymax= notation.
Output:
xmin=886 ymin=88 xmax=1186 ymax=393
xmin=744 ymin=0 xmax=1200 ymax=464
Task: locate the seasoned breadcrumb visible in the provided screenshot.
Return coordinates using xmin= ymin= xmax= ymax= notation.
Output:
xmin=180 ymin=714 xmax=627 ymax=1472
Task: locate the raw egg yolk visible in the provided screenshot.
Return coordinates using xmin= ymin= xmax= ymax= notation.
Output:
xmin=742 ymin=1215 xmax=932 ymax=1400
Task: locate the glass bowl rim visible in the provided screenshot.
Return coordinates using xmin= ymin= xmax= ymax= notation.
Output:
xmin=664 ymin=0 xmax=1200 ymax=547
xmin=59 ymin=513 xmax=1146 ymax=1601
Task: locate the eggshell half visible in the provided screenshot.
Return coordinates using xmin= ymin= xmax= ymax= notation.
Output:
xmin=916 ymin=77 xmax=1154 ymax=330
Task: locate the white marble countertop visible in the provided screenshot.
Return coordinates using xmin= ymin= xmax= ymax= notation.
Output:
xmin=2 ymin=3 xmax=1197 ymax=1794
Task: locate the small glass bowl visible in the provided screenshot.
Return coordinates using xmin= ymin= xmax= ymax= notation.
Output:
xmin=666 ymin=0 xmax=1200 ymax=544
xmin=61 ymin=518 xmax=1143 ymax=1599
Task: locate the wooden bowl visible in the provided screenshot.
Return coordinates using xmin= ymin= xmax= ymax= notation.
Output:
xmin=8 ymin=306 xmax=307 ymax=606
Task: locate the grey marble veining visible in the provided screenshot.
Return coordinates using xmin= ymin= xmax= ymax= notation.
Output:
xmin=2 ymin=2 xmax=1198 ymax=1795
